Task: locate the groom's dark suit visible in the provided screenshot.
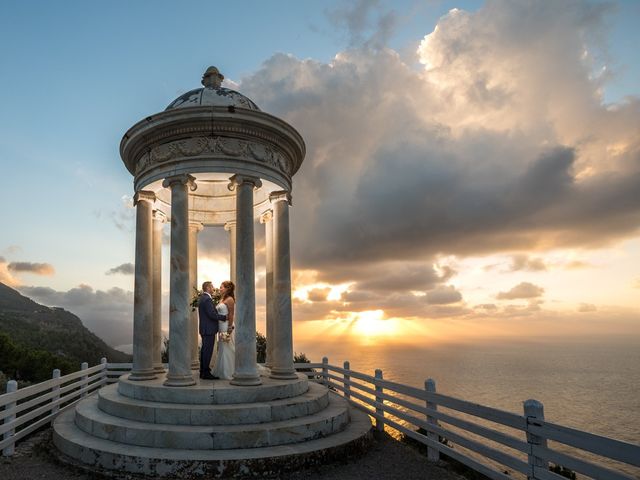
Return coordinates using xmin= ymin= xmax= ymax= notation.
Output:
xmin=198 ymin=293 xmax=226 ymax=377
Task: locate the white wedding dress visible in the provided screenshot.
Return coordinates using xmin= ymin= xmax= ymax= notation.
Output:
xmin=212 ymin=302 xmax=235 ymax=380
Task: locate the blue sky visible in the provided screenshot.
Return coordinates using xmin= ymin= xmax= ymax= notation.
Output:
xmin=1 ymin=1 xmax=639 ymax=348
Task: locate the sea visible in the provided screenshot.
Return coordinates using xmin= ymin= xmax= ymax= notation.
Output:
xmin=294 ymin=335 xmax=640 ymax=478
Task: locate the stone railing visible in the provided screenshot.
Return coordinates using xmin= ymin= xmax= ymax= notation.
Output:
xmin=1 ymin=359 xmax=638 ymax=480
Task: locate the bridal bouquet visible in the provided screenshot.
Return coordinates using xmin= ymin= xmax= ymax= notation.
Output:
xmin=190 ymin=287 xmax=222 ymax=311
xmin=211 ymin=288 xmax=222 ymax=306
xmin=190 ymin=288 xmax=202 ymax=312
xmin=218 ymin=331 xmax=232 ymax=343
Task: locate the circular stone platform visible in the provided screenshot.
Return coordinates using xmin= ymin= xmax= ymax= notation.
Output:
xmin=117 ymin=372 xmax=309 ymax=404
xmin=53 ymin=375 xmax=372 ymax=478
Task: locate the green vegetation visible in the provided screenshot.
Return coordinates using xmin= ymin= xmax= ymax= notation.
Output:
xmin=550 ymin=464 xmax=577 ymax=480
xmin=0 ymin=333 xmax=76 ymax=391
xmin=0 ymin=282 xmax=131 ymax=388
xmin=256 ymin=331 xmax=266 ymax=363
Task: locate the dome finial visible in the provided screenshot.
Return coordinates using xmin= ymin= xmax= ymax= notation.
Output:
xmin=202 ymin=66 xmax=224 ymax=88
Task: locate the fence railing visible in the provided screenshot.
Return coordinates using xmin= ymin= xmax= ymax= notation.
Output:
xmin=1 ymin=359 xmax=639 ymax=480
xmin=1 ymin=358 xmax=108 ymax=456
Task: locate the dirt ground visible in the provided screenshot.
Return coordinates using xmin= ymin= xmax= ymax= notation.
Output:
xmin=0 ymin=428 xmax=467 ymax=480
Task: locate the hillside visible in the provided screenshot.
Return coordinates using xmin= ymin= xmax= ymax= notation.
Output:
xmin=0 ymin=282 xmax=131 ymax=368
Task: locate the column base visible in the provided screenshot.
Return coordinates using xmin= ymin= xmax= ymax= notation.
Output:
xmin=153 ymin=364 xmax=166 ymax=373
xmin=163 ymin=373 xmax=196 ymax=387
xmin=190 ymin=361 xmax=200 ymax=370
xmin=269 ymin=368 xmax=298 ymax=380
xmin=128 ymin=369 xmax=158 ymax=381
xmin=230 ymin=373 xmax=262 ymax=386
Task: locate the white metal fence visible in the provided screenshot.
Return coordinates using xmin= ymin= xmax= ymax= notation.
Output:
xmin=1 ymin=358 xmax=638 ymax=480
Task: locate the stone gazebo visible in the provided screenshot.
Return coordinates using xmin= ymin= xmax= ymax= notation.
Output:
xmin=53 ymin=67 xmax=371 ymax=477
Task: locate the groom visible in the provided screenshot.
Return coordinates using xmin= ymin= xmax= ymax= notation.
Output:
xmin=198 ymin=281 xmax=226 ymax=380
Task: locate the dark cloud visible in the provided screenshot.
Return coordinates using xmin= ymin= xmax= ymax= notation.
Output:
xmin=7 ymin=262 xmax=55 ymax=276
xmin=425 ymin=286 xmax=463 ymax=305
xmin=353 ymin=262 xmax=454 ymax=293
xmin=240 ymin=1 xmax=640 ymax=281
xmin=307 ymin=287 xmax=331 ymax=302
xmin=497 ymin=282 xmax=545 ymax=300
xmin=19 ymin=284 xmax=133 ymax=347
xmin=106 ymin=263 xmax=135 ymax=275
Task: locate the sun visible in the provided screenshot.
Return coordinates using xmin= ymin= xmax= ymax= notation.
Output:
xmin=351 ymin=310 xmax=397 ymax=338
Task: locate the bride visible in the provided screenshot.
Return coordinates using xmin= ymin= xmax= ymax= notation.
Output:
xmin=212 ymin=280 xmax=235 ymax=380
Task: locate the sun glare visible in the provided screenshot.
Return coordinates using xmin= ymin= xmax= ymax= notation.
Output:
xmin=351 ymin=310 xmax=396 ymax=338
xmin=198 ymin=258 xmax=230 ymax=289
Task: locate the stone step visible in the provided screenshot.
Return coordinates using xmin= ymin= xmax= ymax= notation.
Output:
xmin=53 ymin=397 xmax=373 ymax=478
xmin=98 ymin=381 xmax=330 ymax=425
xmin=117 ymin=372 xmax=309 ymax=404
xmin=75 ymin=394 xmax=350 ymax=450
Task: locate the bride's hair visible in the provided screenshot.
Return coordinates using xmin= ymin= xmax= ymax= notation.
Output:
xmin=221 ymin=281 xmax=235 ymax=300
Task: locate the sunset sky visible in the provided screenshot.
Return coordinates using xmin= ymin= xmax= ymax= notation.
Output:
xmin=1 ymin=0 xmax=639 ymax=350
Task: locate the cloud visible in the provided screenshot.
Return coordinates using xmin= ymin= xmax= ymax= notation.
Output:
xmin=497 ymin=282 xmax=545 ymax=300
xmin=325 ymin=0 xmax=398 ymax=49
xmin=2 ymin=246 xmax=21 ymax=255
xmin=307 ymin=287 xmax=331 ymax=302
xmin=564 ymin=260 xmax=592 ymax=270
xmin=240 ymin=0 xmax=640 ymax=281
xmin=18 ymin=284 xmax=134 ymax=347
xmin=578 ymin=303 xmax=597 ymax=312
xmin=509 ymin=254 xmax=547 ymax=272
xmin=352 ymin=262 xmax=454 ymax=293
xmin=7 ymin=262 xmax=55 ymax=276
xmin=106 ymin=263 xmax=135 ymax=275
xmin=425 ymin=285 xmax=463 ymax=305
xmin=0 ymin=257 xmax=19 ymax=287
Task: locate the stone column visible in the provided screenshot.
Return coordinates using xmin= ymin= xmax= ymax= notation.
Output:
xmin=224 ymin=220 xmax=237 ymax=285
xmin=229 ymin=174 xmax=262 ymax=386
xmin=270 ymin=191 xmax=297 ymax=380
xmin=152 ymin=210 xmax=166 ymax=373
xmin=162 ymin=174 xmax=197 ymax=387
xmin=260 ymin=210 xmax=275 ymax=368
xmin=189 ymin=221 xmax=203 ymax=370
xmin=129 ymin=191 xmax=157 ymax=381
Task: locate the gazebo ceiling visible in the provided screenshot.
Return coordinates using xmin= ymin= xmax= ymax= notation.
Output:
xmin=147 ymin=172 xmax=278 ymax=226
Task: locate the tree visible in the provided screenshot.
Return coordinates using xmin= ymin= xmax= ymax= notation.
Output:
xmin=256 ymin=331 xmax=266 ymax=363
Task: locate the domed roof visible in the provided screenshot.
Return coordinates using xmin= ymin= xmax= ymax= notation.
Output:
xmin=165 ymin=66 xmax=260 ymax=111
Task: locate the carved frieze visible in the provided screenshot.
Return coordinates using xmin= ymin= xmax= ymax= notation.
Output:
xmin=135 ymin=136 xmax=292 ymax=177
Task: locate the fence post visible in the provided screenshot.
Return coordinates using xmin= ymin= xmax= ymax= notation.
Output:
xmin=425 ymin=378 xmax=440 ymax=461
xmin=524 ymin=399 xmax=548 ymax=480
xmin=51 ymin=369 xmax=61 ymax=416
xmin=101 ymin=357 xmax=108 ymax=383
xmin=343 ymin=361 xmax=350 ymax=401
xmin=374 ymin=369 xmax=384 ymax=432
xmin=80 ymin=362 xmax=89 ymax=398
xmin=2 ymin=380 xmax=17 ymax=456
xmin=322 ymin=357 xmax=328 ymax=386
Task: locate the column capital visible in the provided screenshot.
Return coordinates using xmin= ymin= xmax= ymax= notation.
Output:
xmin=228 ymin=174 xmax=262 ymax=191
xmin=259 ymin=209 xmax=273 ymax=224
xmin=133 ymin=190 xmax=156 ymax=206
xmin=224 ymin=220 xmax=237 ymax=231
xmin=188 ymin=220 xmax=204 ymax=232
xmin=152 ymin=209 xmax=167 ymax=223
xmin=162 ymin=173 xmax=197 ymax=191
xmin=269 ymin=190 xmax=292 ymax=206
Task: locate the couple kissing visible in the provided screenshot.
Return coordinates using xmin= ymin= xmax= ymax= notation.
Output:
xmin=198 ymin=280 xmax=235 ymax=380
